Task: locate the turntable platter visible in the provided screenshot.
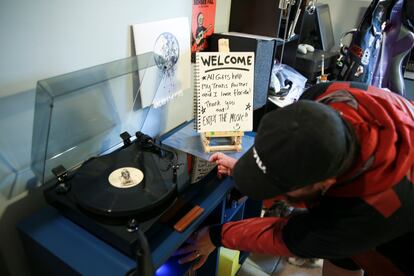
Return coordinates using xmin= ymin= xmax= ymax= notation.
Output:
xmin=71 ymin=144 xmax=176 ymax=219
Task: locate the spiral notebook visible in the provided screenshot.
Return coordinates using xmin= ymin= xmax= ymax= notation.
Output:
xmin=194 ymin=52 xmax=255 ymax=132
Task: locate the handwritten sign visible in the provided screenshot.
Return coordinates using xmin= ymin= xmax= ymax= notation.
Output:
xmin=194 ymin=52 xmax=254 ymax=132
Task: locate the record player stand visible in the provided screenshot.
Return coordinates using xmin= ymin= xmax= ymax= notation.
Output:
xmin=200 ymin=38 xmax=244 ymax=153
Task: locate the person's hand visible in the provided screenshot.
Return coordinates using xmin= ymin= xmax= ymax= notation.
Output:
xmin=175 ymin=227 xmax=216 ymax=270
xmin=209 ymin=152 xmax=237 ymax=178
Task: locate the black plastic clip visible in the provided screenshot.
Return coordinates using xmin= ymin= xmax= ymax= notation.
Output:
xmin=120 ymin=131 xmax=132 ymax=147
xmin=135 ymin=131 xmax=154 ymax=148
xmin=52 ymin=165 xmax=68 ymax=183
xmin=126 ymin=218 xmax=139 ymax=233
xmin=52 ymin=165 xmax=70 ymax=194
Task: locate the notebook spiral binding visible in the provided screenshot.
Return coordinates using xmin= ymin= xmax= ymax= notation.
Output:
xmin=194 ymin=54 xmax=201 ymax=131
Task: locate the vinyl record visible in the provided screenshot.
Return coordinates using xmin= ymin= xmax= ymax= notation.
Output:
xmin=71 ymin=144 xmax=176 ymax=218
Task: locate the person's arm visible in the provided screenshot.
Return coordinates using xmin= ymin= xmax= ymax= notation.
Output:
xmin=209 ymin=217 xmax=294 ymax=256
xmin=179 ymin=200 xmax=396 ymax=269
xmin=209 ymin=152 xmax=237 ymax=178
xmin=177 ymin=216 xmax=294 ymax=270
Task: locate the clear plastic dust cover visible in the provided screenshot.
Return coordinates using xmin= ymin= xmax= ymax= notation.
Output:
xmin=31 ymin=53 xmax=161 ymax=185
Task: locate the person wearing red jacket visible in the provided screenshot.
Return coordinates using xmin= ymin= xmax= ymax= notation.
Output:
xmin=177 ymin=82 xmax=414 ymax=275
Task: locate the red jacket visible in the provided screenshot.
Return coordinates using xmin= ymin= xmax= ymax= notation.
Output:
xmin=211 ymin=82 xmax=414 ymax=275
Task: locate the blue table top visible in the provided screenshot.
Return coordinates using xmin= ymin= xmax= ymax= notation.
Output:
xmin=161 ymin=121 xmax=255 ymax=161
xmin=18 ymin=176 xmax=234 ymax=276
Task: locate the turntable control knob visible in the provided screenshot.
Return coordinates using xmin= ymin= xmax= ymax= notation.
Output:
xmin=127 ymin=218 xmax=139 ymax=233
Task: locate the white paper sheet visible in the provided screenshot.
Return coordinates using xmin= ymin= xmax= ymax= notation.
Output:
xmin=132 ymin=17 xmax=191 ymax=108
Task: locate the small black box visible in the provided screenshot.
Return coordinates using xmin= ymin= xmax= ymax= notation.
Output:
xmin=229 ymin=0 xmax=282 ymax=38
xmin=295 ymin=50 xmax=338 ymax=81
xmin=209 ymin=33 xmax=275 ymax=110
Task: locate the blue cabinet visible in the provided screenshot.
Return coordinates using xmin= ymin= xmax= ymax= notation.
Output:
xmin=18 ymin=174 xmax=261 ymax=276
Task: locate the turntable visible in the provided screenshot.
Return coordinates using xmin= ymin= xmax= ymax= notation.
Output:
xmin=29 ymin=53 xmax=198 ymax=265
xmin=44 ymin=130 xmax=182 ymax=257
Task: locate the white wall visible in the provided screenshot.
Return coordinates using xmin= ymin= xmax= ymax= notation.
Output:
xmin=0 ymin=0 xmax=231 ymax=275
xmin=0 ymin=0 xmax=185 ymax=97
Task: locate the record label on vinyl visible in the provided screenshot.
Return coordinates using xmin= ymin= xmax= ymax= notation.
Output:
xmin=108 ymin=167 xmax=144 ymax=189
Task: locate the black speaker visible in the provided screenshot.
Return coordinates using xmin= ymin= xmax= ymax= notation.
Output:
xmin=209 ymin=33 xmax=275 ymax=110
xmin=228 ymin=0 xmax=282 ymax=38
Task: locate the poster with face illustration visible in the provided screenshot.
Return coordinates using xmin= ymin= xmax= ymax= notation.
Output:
xmin=132 ymin=17 xmax=191 ymax=108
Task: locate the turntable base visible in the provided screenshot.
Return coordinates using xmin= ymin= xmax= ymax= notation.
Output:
xmin=19 ymin=176 xmax=262 ymax=276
